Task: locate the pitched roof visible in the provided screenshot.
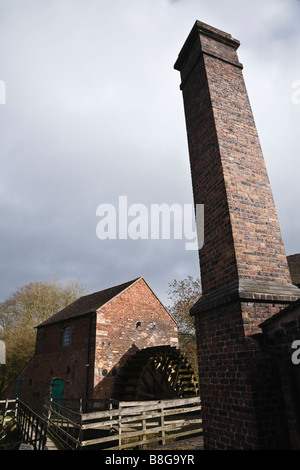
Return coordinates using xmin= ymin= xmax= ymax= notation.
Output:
xmin=37 ymin=278 xmax=141 ymax=328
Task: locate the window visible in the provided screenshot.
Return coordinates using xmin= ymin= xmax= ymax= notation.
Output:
xmin=62 ymin=326 xmax=72 ymax=347
xmin=13 ymin=380 xmax=22 ymax=398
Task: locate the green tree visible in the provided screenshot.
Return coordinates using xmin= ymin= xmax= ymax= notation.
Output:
xmin=0 ymin=279 xmax=86 ymax=393
xmin=167 ymin=276 xmax=201 ymax=377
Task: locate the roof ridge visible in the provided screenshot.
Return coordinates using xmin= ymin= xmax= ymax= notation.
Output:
xmin=37 ymin=277 xmax=142 ymax=328
xmin=76 ymin=277 xmax=141 ymax=303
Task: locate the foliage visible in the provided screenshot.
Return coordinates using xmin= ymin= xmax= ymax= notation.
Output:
xmin=0 ymin=279 xmax=86 ymax=393
xmin=167 ymin=276 xmax=201 ymax=378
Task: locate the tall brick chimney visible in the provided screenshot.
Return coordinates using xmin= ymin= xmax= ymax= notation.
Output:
xmin=174 ymin=21 xmax=299 ymax=449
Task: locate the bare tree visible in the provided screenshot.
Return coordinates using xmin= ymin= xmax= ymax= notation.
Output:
xmin=0 ymin=279 xmax=86 ymax=393
xmin=167 ymin=276 xmax=201 ymax=377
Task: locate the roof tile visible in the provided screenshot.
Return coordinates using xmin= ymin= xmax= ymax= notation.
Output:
xmin=37 ymin=278 xmax=140 ymax=327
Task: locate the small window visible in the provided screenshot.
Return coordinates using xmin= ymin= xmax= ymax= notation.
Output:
xmin=62 ymin=326 xmax=72 ymax=347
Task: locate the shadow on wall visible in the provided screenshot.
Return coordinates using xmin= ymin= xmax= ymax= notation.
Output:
xmin=93 ymin=344 xmax=140 ymax=400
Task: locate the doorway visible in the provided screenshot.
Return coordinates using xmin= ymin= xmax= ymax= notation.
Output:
xmin=51 ymin=378 xmax=65 ymax=404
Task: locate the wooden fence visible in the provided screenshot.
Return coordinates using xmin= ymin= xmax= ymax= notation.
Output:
xmin=44 ymin=399 xmax=82 ymax=449
xmin=44 ymin=396 xmax=202 ymax=450
xmin=0 ymin=399 xmax=48 ymax=450
xmin=16 ymin=400 xmax=48 ymax=450
xmin=0 ymin=398 xmax=17 ymax=430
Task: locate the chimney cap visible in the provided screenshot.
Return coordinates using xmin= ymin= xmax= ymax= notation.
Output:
xmin=195 ymin=20 xmax=240 ymax=47
xmin=174 ymin=20 xmax=240 ymax=71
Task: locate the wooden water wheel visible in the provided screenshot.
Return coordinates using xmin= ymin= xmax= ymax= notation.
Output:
xmin=112 ymin=345 xmax=199 ymax=401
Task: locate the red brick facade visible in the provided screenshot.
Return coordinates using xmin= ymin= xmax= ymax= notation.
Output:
xmin=174 ymin=21 xmax=292 ymax=295
xmin=174 ymin=21 xmax=300 ymax=449
xmin=93 ymin=277 xmax=178 ymax=400
xmin=2 ymin=277 xmax=178 ymax=410
xmin=260 ymin=300 xmax=300 ymax=450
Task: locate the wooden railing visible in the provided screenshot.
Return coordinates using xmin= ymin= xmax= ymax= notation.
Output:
xmin=44 ymin=396 xmax=202 ymax=450
xmin=44 ymin=399 xmax=82 ymax=449
xmin=16 ymin=400 xmax=48 ymax=450
xmin=0 ymin=399 xmax=17 ymax=431
xmin=0 ymin=399 xmax=48 ymax=450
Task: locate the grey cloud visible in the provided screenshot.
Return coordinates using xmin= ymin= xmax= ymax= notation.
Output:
xmin=0 ymin=0 xmax=299 ymax=306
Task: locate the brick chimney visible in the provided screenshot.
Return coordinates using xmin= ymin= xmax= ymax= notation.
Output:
xmin=174 ymin=21 xmax=299 ymax=449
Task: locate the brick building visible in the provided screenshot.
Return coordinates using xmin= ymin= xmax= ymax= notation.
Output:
xmin=259 ymin=297 xmax=300 ymax=449
xmin=174 ymin=21 xmax=300 ymax=449
xmin=2 ymin=277 xmax=181 ymax=410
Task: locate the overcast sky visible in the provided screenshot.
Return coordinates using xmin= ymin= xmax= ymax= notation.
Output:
xmin=0 ymin=0 xmax=299 ymax=307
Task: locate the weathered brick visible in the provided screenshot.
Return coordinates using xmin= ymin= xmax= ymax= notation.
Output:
xmin=2 ymin=278 xmax=178 ymax=409
xmin=174 ymin=20 xmax=299 ymax=450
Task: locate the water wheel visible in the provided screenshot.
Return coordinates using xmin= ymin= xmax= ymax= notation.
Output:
xmin=112 ymin=345 xmax=199 ymax=401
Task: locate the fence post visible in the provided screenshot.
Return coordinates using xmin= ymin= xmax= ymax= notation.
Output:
xmin=118 ymin=404 xmax=122 ymax=449
xmin=47 ymin=398 xmax=53 ymax=423
xmin=14 ymin=398 xmax=19 ymax=421
xmin=160 ymin=405 xmax=166 ymax=446
xmin=77 ymin=402 xmax=83 ymax=450
xmin=25 ymin=406 xmax=31 ymax=442
xmin=0 ymin=398 xmax=8 ymax=430
xmin=141 ymin=411 xmax=147 ymax=449
xmin=46 ymin=397 xmax=53 ymax=445
xmin=2 ymin=398 xmax=9 ymax=429
xmin=109 ymin=400 xmax=113 ymax=432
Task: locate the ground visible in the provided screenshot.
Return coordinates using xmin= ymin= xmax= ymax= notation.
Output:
xmin=152 ymin=435 xmax=204 ymax=450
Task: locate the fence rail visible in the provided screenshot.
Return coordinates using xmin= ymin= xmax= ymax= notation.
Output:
xmin=1 ymin=399 xmax=48 ymax=450
xmin=44 ymin=396 xmax=202 ymax=450
xmin=0 ymin=399 xmax=17 ymax=431
xmin=2 ymin=397 xmax=202 ymax=450
xmin=44 ymin=399 xmax=82 ymax=449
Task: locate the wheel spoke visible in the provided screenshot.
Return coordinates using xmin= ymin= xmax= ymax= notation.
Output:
xmin=112 ymin=346 xmax=199 ymax=401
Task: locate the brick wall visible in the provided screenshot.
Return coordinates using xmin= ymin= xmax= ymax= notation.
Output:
xmin=174 ymin=21 xmax=300 ymax=449
xmin=194 ymin=300 xmax=291 ymax=449
xmin=2 ymin=278 xmax=178 ymax=409
xmin=288 ymin=254 xmax=300 ymax=287
xmin=93 ymin=278 xmax=178 ymax=399
xmin=3 ymin=313 xmax=96 ymax=410
xmin=260 ymin=300 xmax=300 ymax=449
xmin=174 ymin=21 xmax=292 ymax=295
